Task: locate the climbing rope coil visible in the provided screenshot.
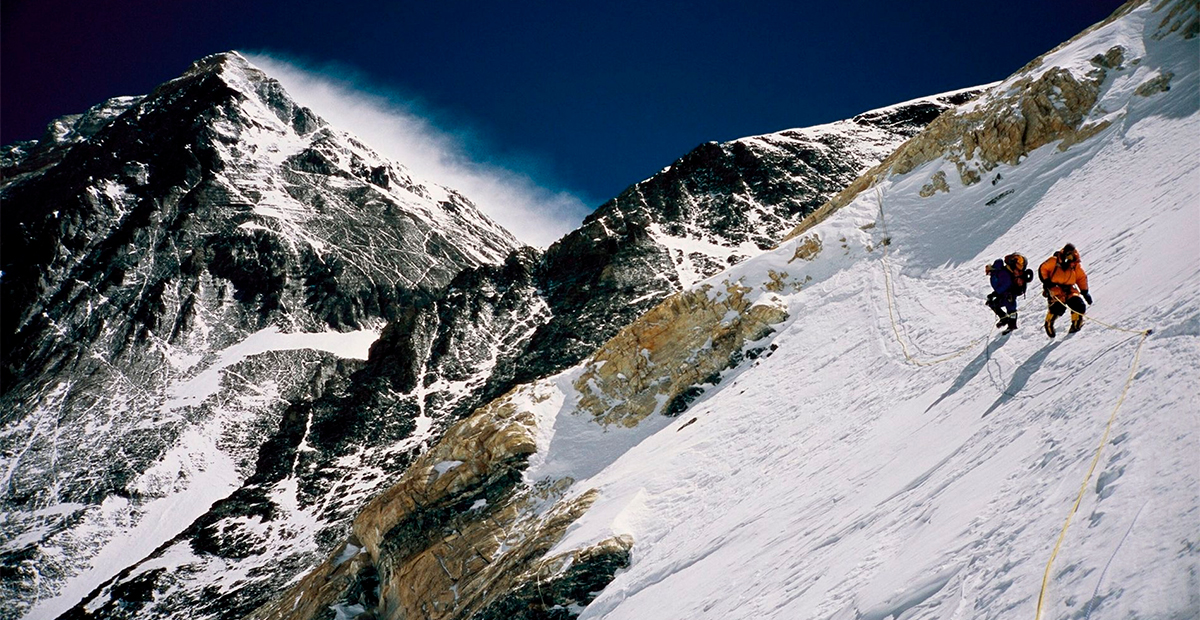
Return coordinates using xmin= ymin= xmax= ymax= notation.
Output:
xmin=868 ymin=183 xmax=1153 ymax=620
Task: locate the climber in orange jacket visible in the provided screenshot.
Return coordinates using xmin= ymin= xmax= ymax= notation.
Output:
xmin=1038 ymin=243 xmax=1092 ymax=338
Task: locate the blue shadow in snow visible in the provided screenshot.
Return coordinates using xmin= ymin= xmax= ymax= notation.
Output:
xmin=982 ymin=340 xmax=1061 ymax=417
xmin=925 ymin=332 xmax=1011 ymax=413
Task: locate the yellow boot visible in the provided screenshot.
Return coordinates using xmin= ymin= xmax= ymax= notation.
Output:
xmin=1044 ymin=311 xmax=1057 ymax=338
xmin=1069 ymin=311 xmax=1084 ymax=333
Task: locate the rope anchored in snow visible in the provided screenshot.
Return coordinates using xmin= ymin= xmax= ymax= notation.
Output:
xmin=1035 ymin=324 xmax=1151 ymax=620
xmin=1047 ymin=290 xmax=1155 ymax=336
xmin=874 ymin=184 xmax=990 ymax=366
xmin=870 ymin=182 xmax=1155 ymax=619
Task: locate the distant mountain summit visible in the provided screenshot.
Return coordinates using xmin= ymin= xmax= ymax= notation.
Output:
xmin=0 ymin=51 xmax=520 ymax=619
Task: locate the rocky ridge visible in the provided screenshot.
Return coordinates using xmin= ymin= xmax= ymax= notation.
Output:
xmin=784 ymin=0 xmax=1192 ymax=242
xmin=597 ymin=87 xmax=982 ymax=289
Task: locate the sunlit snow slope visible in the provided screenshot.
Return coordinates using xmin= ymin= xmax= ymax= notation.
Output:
xmin=245 ymin=3 xmax=1196 ymax=619
xmin=531 ymin=4 xmax=1198 ymax=619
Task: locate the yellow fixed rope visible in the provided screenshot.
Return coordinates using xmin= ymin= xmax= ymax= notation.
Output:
xmin=1033 ymin=289 xmax=1154 ymax=618
xmin=1046 ymin=292 xmax=1148 ymax=336
xmin=1034 ymin=327 xmax=1150 ymax=620
xmin=870 ymin=183 xmax=1154 ymax=619
xmin=874 ymin=184 xmax=988 ymax=366
xmin=1080 ymin=311 xmax=1153 ymax=335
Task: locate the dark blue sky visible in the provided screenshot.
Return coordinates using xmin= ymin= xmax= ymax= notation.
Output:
xmin=3 ymin=0 xmax=1126 ymax=207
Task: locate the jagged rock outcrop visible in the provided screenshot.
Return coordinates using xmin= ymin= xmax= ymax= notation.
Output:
xmin=890 ymin=65 xmax=1106 ymax=180
xmin=246 ymin=380 xmax=631 ymax=620
xmin=575 ymin=280 xmax=789 ymax=427
xmin=0 ymin=51 xmax=519 ymax=620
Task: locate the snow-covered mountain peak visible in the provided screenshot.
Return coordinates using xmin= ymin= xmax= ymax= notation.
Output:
xmin=181 ymin=50 xmax=260 ymax=80
xmin=0 ymin=49 xmax=522 ymax=620
xmin=168 ymin=50 xmax=327 ymax=134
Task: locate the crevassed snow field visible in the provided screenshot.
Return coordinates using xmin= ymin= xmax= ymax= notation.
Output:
xmin=527 ymin=6 xmax=1197 ymax=619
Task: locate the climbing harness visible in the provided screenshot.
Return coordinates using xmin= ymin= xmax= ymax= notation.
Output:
xmin=869 ymin=182 xmax=1154 ymax=619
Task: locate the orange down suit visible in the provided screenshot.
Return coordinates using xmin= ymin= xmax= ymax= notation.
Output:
xmin=1039 ymin=254 xmax=1088 ymax=303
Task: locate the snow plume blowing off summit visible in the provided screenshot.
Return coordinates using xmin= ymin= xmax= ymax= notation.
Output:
xmin=246 ymin=52 xmax=592 ymax=247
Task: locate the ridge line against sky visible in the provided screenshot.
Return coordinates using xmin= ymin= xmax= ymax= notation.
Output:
xmin=246 ymin=52 xmax=594 ymax=247
xmin=3 ymin=0 xmax=1129 ymax=232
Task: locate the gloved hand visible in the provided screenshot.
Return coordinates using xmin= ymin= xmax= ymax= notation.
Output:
xmin=1081 ymin=290 xmax=1093 ymax=305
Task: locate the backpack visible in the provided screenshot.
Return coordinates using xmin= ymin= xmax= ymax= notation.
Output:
xmin=1005 ymin=253 xmax=1032 ymax=295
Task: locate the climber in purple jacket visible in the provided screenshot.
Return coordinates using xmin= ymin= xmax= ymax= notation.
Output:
xmin=985 ymin=253 xmax=1034 ymax=334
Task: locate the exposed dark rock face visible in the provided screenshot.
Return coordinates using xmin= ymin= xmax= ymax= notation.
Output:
xmin=6 ymin=50 xmax=982 ymax=620
xmin=0 ymin=52 xmax=519 ymax=620
xmin=469 ymin=542 xmax=633 ymax=620
xmin=55 ymin=252 xmax=553 ymax=620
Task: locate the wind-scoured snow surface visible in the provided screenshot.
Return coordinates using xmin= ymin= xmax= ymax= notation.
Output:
xmin=513 ymin=6 xmax=1197 ymax=619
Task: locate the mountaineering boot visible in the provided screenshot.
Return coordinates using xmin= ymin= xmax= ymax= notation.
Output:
xmin=1069 ymin=312 xmax=1084 ymax=334
xmin=1044 ymin=311 xmax=1057 ymax=339
xmin=1002 ymin=315 xmax=1018 ymax=334
xmin=987 ymin=296 xmax=1006 ymax=328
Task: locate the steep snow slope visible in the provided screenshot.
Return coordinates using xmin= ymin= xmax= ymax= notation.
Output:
xmin=551 ymin=4 xmax=1199 ymax=619
xmin=570 ymin=125 xmax=1197 ymax=618
xmin=248 ymin=2 xmax=1196 ymax=619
